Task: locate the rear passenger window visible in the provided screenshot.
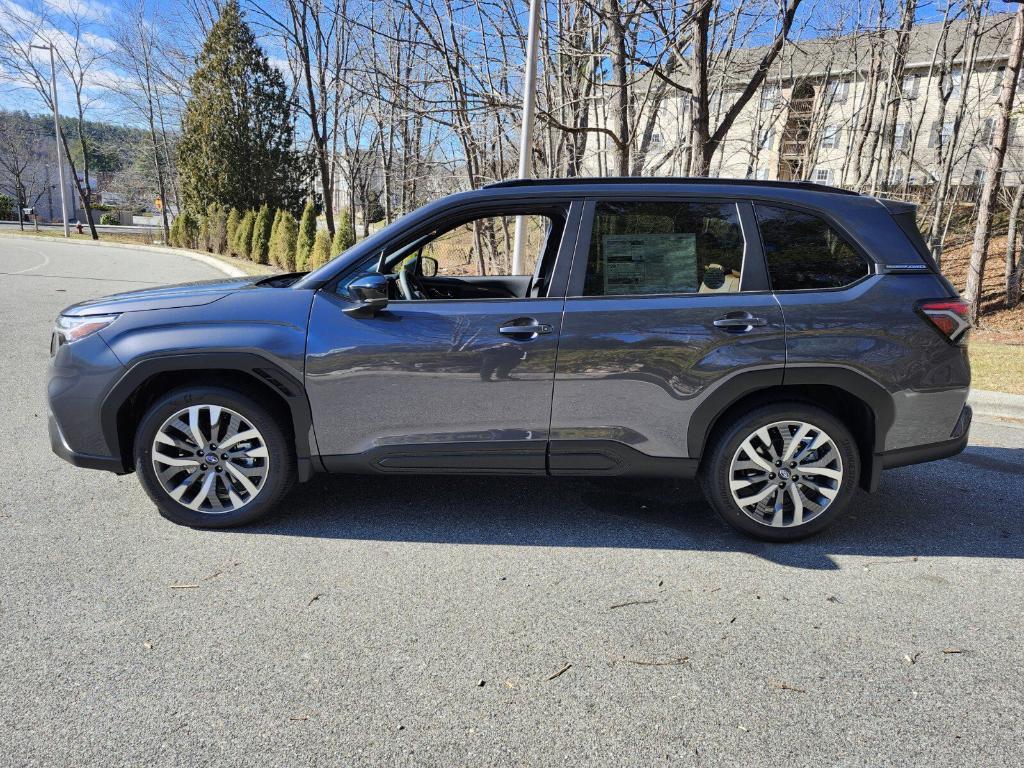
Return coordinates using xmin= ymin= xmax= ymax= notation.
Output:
xmin=755 ymin=204 xmax=869 ymax=290
xmin=581 ymin=201 xmax=744 ymax=296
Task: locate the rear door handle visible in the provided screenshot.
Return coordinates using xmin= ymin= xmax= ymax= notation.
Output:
xmin=498 ymin=319 xmax=552 ymax=337
xmin=713 ymin=314 xmax=768 ymax=330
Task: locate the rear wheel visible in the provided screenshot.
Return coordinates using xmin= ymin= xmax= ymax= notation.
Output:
xmin=700 ymin=402 xmax=860 ymax=541
xmin=134 ymin=386 xmax=295 ymax=528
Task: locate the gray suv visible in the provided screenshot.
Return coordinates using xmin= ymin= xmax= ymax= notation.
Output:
xmin=47 ymin=179 xmax=972 ymax=541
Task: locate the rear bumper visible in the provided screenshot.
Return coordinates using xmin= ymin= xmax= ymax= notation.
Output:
xmin=865 ymin=404 xmax=971 ymax=490
xmin=48 ymin=412 xmax=127 ymax=474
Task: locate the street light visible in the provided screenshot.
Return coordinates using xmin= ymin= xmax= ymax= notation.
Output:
xmin=510 ymin=0 xmax=543 ymax=275
xmin=30 ymin=42 xmax=70 ymax=238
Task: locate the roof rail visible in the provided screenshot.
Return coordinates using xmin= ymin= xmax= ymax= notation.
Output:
xmin=484 ymin=176 xmax=860 ymax=196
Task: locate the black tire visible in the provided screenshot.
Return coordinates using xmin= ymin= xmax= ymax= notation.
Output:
xmin=133 ymin=386 xmax=295 ymax=528
xmin=699 ymin=402 xmax=860 ymax=542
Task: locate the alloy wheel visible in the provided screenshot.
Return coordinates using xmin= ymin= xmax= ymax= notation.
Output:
xmin=150 ymin=404 xmax=270 ymax=514
xmin=727 ymin=420 xmax=844 ymax=528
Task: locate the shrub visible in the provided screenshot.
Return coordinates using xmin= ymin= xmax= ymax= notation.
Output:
xmin=180 ymin=211 xmax=200 ymax=249
xmin=271 ymin=211 xmax=298 ymax=271
xmin=207 ymin=203 xmax=228 ymax=254
xmin=295 ymin=199 xmax=317 ymax=270
xmin=226 ymin=207 xmax=242 ymax=255
xmin=0 ymin=193 xmax=13 ymax=220
xmin=100 ymin=212 xmax=119 ymax=225
xmin=251 ymin=204 xmax=273 ymax=264
xmin=332 ymin=210 xmax=356 ymax=255
xmin=234 ymin=210 xmax=256 ymax=260
xmin=308 ymin=227 xmax=331 ymax=270
xmin=168 ymin=214 xmax=184 ymax=247
xmin=198 ymin=214 xmax=210 ymax=251
xmin=267 ymin=208 xmax=284 ymax=267
xmin=364 ymin=196 xmax=385 ymax=225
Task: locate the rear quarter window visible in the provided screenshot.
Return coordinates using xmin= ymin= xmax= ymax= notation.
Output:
xmin=754 ymin=204 xmax=869 ymax=291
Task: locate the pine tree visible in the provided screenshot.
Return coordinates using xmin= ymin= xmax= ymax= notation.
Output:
xmin=271 ymin=211 xmax=298 ymax=271
xmin=309 ymin=228 xmax=332 ymax=270
xmin=295 ymin=199 xmax=317 ymax=270
xmin=177 ymin=0 xmax=308 ymax=215
xmin=332 ymin=209 xmax=356 ymax=255
xmin=234 ymin=210 xmax=256 ymax=260
xmin=251 ymin=204 xmax=273 ymax=264
xmin=226 ymin=208 xmax=241 ymax=255
xmin=267 ymin=209 xmax=284 ymax=267
xmin=198 ymin=214 xmax=210 ymax=251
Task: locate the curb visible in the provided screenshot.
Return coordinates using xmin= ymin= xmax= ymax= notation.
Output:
xmin=968 ymin=389 xmax=1024 ymax=420
xmin=0 ymin=232 xmax=258 ymax=279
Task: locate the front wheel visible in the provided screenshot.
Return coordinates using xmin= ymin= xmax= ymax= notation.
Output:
xmin=134 ymin=386 xmax=295 ymax=528
xmin=700 ymin=403 xmax=860 ymax=541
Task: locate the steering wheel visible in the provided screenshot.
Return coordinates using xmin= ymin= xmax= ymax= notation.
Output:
xmin=397 ymin=265 xmax=426 ymax=300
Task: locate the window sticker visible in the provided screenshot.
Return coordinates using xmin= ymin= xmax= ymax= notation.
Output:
xmin=602 ymin=233 xmax=698 ymax=295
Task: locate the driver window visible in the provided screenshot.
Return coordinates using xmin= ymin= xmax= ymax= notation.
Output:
xmin=414 ymin=215 xmax=553 ymax=277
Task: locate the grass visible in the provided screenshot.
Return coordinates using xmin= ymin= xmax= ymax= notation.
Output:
xmin=970 ymin=339 xmax=1024 ymax=394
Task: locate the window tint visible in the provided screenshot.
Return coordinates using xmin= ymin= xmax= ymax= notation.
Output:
xmin=581 ymin=201 xmax=744 ymax=296
xmin=754 ymin=204 xmax=869 ymax=291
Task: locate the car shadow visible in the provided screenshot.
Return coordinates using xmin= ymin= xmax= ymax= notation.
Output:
xmin=235 ymin=446 xmax=1024 ymax=570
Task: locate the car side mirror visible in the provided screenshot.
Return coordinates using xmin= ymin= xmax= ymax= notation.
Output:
xmin=420 ymin=255 xmax=438 ymax=278
xmin=343 ymin=274 xmax=389 ymax=317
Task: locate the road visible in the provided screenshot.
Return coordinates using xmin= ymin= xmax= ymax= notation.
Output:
xmin=1 ymin=236 xmax=1022 ymax=767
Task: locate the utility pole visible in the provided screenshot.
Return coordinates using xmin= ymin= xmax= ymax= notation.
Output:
xmin=31 ymin=42 xmax=70 ymax=238
xmin=510 ymin=0 xmax=543 ymax=275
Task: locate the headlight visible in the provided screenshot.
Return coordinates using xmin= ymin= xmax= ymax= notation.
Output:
xmin=52 ymin=314 xmax=119 ymax=350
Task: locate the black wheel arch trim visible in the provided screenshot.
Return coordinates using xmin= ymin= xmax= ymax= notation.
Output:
xmin=686 ymin=365 xmax=895 ymax=459
xmin=99 ymin=352 xmax=321 ymax=480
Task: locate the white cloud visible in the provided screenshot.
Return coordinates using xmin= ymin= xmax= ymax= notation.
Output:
xmin=41 ymin=0 xmax=110 ymax=22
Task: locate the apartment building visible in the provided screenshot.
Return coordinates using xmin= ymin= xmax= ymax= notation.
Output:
xmin=583 ymin=12 xmax=1020 ymax=189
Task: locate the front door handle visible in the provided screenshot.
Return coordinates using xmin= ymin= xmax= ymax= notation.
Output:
xmin=498 ymin=319 xmax=553 ymax=337
xmin=713 ymin=313 xmax=768 ymax=331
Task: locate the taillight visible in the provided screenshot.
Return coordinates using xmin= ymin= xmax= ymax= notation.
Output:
xmin=917 ymin=299 xmax=970 ymax=344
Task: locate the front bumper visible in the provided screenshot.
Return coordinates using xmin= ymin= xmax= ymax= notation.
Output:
xmin=48 ymin=412 xmax=127 ymax=473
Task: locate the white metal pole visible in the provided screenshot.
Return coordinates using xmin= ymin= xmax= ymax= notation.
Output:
xmin=44 ymin=44 xmax=70 ymax=237
xmin=511 ymin=0 xmax=543 ymax=275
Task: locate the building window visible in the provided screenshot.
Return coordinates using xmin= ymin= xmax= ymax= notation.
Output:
xmin=949 ymin=67 xmax=963 ymax=99
xmin=649 ymin=132 xmax=664 ymax=147
xmin=826 ymin=80 xmax=849 ymax=104
xmin=891 ymin=168 xmax=904 ymax=185
xmin=820 ymin=125 xmax=842 ymax=149
xmin=993 ymin=66 xmax=1005 ymax=95
xmin=812 ymin=168 xmax=834 ymax=185
xmin=902 ymin=73 xmax=920 ymax=99
xmin=755 ymin=168 xmax=771 ymax=180
xmin=982 ymin=118 xmax=995 ymax=146
xmin=760 ymin=127 xmax=775 ymax=150
xmin=928 ymin=121 xmax=955 ymax=148
xmin=760 ymin=84 xmax=780 ymax=110
xmin=894 ymin=123 xmax=911 ymax=150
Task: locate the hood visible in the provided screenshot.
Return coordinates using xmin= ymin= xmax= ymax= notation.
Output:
xmin=61 ymin=276 xmax=262 ymax=317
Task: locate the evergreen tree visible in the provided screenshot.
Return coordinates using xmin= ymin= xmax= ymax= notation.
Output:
xmin=295 ymin=199 xmax=317 ymax=270
xmin=198 ymin=213 xmax=211 ymax=251
xmin=178 ymin=0 xmax=308 ymax=215
xmin=332 ymin=209 xmax=356 ymax=255
xmin=268 ymin=209 xmax=284 ymax=267
xmin=251 ymin=204 xmax=273 ymax=264
xmin=309 ymin=228 xmax=332 ymax=270
xmin=168 ymin=214 xmax=184 ymax=247
xmin=177 ymin=211 xmax=199 ymax=249
xmin=226 ymin=208 xmax=241 ymax=255
xmin=234 ymin=210 xmax=256 ymax=260
xmin=271 ymin=211 xmax=298 ymax=271
xmin=208 ymin=203 xmax=228 ymax=254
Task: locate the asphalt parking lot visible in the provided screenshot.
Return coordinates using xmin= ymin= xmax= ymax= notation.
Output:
xmin=2 ymin=236 xmax=1023 ymax=767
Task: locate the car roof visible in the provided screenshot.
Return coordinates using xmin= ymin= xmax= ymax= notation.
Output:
xmin=484 ymin=176 xmax=860 ymax=197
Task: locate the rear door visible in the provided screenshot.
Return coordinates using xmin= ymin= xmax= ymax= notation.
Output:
xmin=548 ymin=197 xmax=786 ymax=468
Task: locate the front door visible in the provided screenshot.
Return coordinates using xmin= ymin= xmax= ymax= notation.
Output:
xmin=549 ymin=198 xmax=786 ymax=467
xmin=305 ymin=205 xmax=579 ymax=472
